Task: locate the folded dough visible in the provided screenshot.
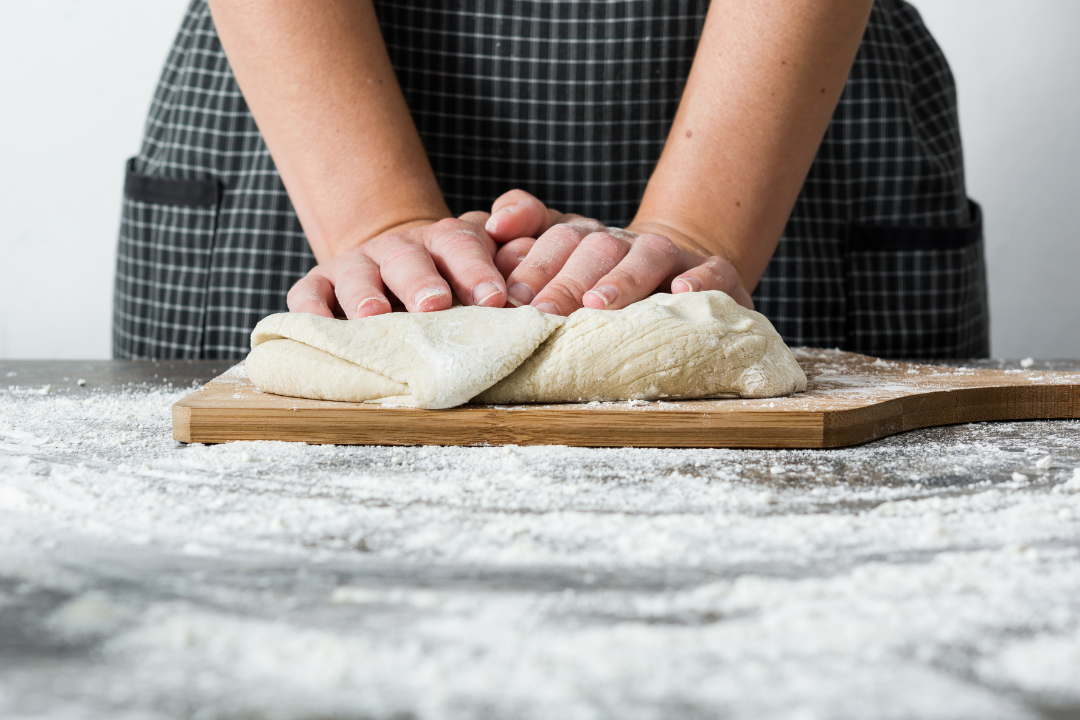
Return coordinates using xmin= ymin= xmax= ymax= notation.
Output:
xmin=246 ymin=305 xmax=565 ymax=409
xmin=477 ymin=291 xmax=806 ymax=403
xmin=245 ymin=291 xmax=806 ymax=409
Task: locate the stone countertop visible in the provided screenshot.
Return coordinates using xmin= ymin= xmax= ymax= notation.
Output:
xmin=1 ymin=359 xmax=1079 ymax=719
xmin=0 ymin=359 xmax=230 ymax=393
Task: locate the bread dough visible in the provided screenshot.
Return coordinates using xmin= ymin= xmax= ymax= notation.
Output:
xmin=246 ymin=291 xmax=806 ymax=408
xmin=247 ymin=305 xmax=564 ymax=409
xmin=477 ymin=291 xmax=805 ymax=403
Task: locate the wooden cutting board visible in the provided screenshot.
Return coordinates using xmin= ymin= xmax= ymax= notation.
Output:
xmin=172 ymin=349 xmax=1080 ymax=449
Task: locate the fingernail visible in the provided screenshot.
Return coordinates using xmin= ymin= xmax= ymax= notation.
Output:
xmin=484 ymin=205 xmax=515 ymax=233
xmin=584 ymin=285 xmax=618 ymax=307
xmin=508 ymin=282 xmax=535 ymax=306
xmin=676 ymin=277 xmax=700 ymax=293
xmin=534 ymin=302 xmax=560 ymax=315
xmin=356 ymin=297 xmax=384 ymax=316
xmin=472 ymin=281 xmax=502 ymax=306
xmin=414 ymin=286 xmax=447 ymax=311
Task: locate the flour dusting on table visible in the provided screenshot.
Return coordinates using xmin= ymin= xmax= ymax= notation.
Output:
xmin=1 ymin=374 xmax=1079 ymax=719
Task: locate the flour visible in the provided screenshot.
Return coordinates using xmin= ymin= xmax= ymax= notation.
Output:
xmin=1 ymin=377 xmax=1079 ymax=719
xmin=46 ymin=591 xmax=127 ymax=640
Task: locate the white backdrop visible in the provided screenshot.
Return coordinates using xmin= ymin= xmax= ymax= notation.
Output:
xmin=1 ymin=1 xmax=1078 ymax=359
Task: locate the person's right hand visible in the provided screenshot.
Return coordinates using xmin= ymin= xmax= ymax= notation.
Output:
xmin=484 ymin=190 xmax=755 ymax=313
xmin=286 ymin=213 xmax=506 ymax=318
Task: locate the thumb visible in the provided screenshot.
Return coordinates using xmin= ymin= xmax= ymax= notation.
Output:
xmin=485 ymin=188 xmax=555 ymax=243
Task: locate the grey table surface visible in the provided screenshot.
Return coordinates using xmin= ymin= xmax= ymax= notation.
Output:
xmin=1 ymin=359 xmax=1079 ymax=720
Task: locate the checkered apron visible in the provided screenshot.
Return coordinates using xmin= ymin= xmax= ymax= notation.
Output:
xmin=114 ymin=0 xmax=988 ymax=360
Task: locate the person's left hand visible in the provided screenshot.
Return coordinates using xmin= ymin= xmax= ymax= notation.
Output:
xmin=484 ymin=190 xmax=754 ymax=314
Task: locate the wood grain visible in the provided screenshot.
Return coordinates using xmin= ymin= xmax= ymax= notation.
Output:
xmin=172 ymin=349 xmax=1080 ymax=448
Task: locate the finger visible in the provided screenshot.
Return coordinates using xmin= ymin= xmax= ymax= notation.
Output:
xmin=423 ymin=218 xmax=507 ymax=307
xmin=581 ymin=233 xmax=682 ymax=310
xmin=670 ymin=255 xmax=738 ymax=294
xmin=458 ymin=211 xmax=497 ymax=259
xmin=553 ymin=213 xmax=608 ymax=237
xmin=671 ymin=256 xmax=756 ymax=310
xmin=287 ymin=271 xmax=337 ymax=318
xmin=495 ymin=237 xmax=536 ymax=278
xmin=331 ymin=254 xmax=392 ymax=319
xmin=485 ymin=189 xmax=555 ymax=242
xmin=364 ymin=233 xmax=453 ymax=313
xmin=498 ymin=212 xmax=610 ymax=306
xmin=504 ymin=222 xmax=590 ymax=307
xmin=531 ymin=231 xmax=631 ymax=315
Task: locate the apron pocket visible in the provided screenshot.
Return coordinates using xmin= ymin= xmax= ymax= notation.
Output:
xmin=113 ymin=158 xmax=222 ymax=359
xmin=844 ymin=201 xmax=989 ymax=359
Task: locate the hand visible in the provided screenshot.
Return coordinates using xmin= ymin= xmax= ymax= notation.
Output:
xmin=484 ymin=190 xmax=754 ymax=314
xmin=287 ymin=212 xmax=506 ymax=318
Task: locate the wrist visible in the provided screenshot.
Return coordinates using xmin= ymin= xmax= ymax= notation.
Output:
xmin=326 ymin=214 xmax=448 ymax=259
xmin=625 ymin=219 xmax=709 ymax=258
xmin=627 ymin=217 xmax=753 ymax=291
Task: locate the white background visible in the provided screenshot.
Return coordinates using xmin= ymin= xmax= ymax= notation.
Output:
xmin=1 ymin=0 xmax=1077 ymax=359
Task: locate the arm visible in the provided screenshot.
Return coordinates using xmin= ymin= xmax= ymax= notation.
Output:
xmin=208 ymin=0 xmax=507 ymax=315
xmin=488 ymin=0 xmax=873 ymax=313
xmin=629 ymin=0 xmax=875 ymax=291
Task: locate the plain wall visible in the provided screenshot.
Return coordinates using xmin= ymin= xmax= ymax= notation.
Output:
xmin=0 ymin=1 xmax=191 ymax=359
xmin=918 ymin=1 xmax=1080 ymax=358
xmin=1 ymin=1 xmax=1078 ymax=359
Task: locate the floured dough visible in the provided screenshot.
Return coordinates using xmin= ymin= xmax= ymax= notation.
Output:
xmin=477 ymin=292 xmax=805 ymax=403
xmin=247 ymin=305 xmax=564 ymax=409
xmin=246 ymin=291 xmax=806 ymax=409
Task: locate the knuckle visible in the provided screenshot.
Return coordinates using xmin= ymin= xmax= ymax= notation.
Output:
xmin=607 ymin=227 xmax=637 ymax=241
xmin=341 ymin=242 xmax=370 ymax=260
xmin=539 ymin=284 xmax=579 ymax=311
xmin=457 ymin=210 xmax=488 ymax=225
xmin=433 ymin=229 xmax=485 ymax=255
xmin=567 ymin=219 xmax=605 ymax=235
xmin=516 ymin=257 xmax=554 ymax=279
xmin=636 ymin=233 xmax=680 ymax=259
xmin=550 ymin=274 xmax=591 ymax=302
xmin=542 ymin=223 xmax=586 ymax=248
xmin=581 ymin=232 xmax=628 ymax=260
xmin=335 ymin=263 xmax=374 ymax=286
xmin=605 ymin=267 xmax=643 ymax=293
xmin=380 ymin=242 xmax=429 ymax=267
xmin=431 ymin=217 xmax=470 ymax=235
xmin=373 ymin=229 xmax=412 ymax=249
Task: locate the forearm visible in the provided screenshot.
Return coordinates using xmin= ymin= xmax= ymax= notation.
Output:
xmin=629 ymin=0 xmax=873 ymax=291
xmin=207 ymin=0 xmax=450 ymax=263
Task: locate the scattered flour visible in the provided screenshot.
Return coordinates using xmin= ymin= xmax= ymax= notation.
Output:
xmin=0 ymin=375 xmax=1079 ymax=719
xmin=46 ymin=591 xmax=127 ymax=640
